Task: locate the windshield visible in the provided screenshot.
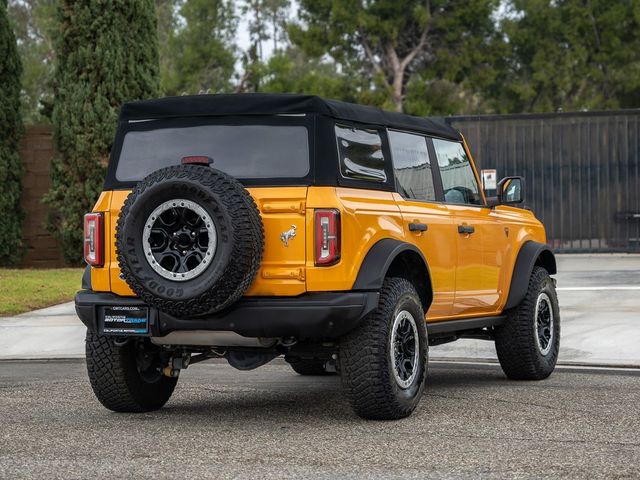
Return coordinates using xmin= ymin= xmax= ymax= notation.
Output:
xmin=115 ymin=124 xmax=309 ymax=182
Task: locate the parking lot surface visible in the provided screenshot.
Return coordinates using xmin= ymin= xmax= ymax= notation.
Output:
xmin=1 ymin=360 xmax=638 ymax=479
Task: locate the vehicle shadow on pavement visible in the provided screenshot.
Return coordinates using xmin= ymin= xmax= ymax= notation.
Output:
xmin=427 ymin=363 xmax=509 ymax=390
xmin=147 ymin=363 xmax=513 ymax=421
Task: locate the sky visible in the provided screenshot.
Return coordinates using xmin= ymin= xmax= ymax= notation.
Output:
xmin=236 ymin=1 xmax=297 ymax=61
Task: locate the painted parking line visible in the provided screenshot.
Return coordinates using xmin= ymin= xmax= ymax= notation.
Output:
xmin=556 ymin=286 xmax=640 ymax=291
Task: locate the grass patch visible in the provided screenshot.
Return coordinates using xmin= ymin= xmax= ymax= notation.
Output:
xmin=0 ymin=268 xmax=83 ymax=316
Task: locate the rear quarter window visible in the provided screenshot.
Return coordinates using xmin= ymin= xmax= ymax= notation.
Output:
xmin=335 ymin=124 xmax=387 ymax=182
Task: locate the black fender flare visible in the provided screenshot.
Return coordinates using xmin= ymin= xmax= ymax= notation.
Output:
xmin=82 ymin=266 xmax=92 ymax=290
xmin=504 ymin=240 xmax=557 ymax=310
xmin=352 ymin=238 xmax=433 ymax=310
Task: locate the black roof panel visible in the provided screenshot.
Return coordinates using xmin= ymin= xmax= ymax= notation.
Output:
xmin=119 ymin=93 xmax=461 ymax=141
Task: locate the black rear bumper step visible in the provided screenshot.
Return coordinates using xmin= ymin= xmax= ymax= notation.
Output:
xmin=75 ymin=290 xmax=379 ymax=340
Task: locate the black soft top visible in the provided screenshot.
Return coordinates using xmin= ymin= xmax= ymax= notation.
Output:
xmin=119 ymin=93 xmax=461 ymax=141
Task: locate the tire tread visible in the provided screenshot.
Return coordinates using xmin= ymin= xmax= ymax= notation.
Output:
xmin=340 ymin=277 xmax=427 ymax=420
xmin=495 ymin=266 xmax=560 ymax=380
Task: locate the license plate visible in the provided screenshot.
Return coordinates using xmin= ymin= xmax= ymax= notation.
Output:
xmin=102 ymin=306 xmax=149 ymax=335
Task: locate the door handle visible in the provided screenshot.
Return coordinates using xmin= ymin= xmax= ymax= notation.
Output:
xmin=408 ymin=222 xmax=428 ymax=232
xmin=458 ymin=224 xmax=475 ymax=234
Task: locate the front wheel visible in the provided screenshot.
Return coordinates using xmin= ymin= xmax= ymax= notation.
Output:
xmin=495 ymin=266 xmax=560 ymax=380
xmin=86 ymin=332 xmax=178 ymax=412
xmin=339 ymin=277 xmax=428 ymax=420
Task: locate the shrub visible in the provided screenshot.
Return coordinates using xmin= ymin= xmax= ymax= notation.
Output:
xmin=0 ymin=0 xmax=24 ymax=266
xmin=46 ymin=0 xmax=160 ymax=265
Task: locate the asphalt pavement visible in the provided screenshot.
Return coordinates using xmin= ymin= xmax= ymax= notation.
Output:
xmin=0 ymin=360 xmax=638 ymax=479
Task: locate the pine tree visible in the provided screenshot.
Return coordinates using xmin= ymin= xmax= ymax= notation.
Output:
xmin=0 ymin=0 xmax=24 ymax=265
xmin=290 ymin=0 xmax=499 ymax=113
xmin=490 ymin=0 xmax=640 ymax=113
xmin=162 ymin=0 xmax=237 ymax=95
xmin=46 ymin=0 xmax=160 ymax=265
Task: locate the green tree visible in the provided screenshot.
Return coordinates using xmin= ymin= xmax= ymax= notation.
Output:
xmin=162 ymin=0 xmax=237 ymax=95
xmin=7 ymin=0 xmax=56 ymax=123
xmin=260 ymin=46 xmax=360 ymax=100
xmin=46 ymin=0 xmax=160 ymax=265
xmin=491 ymin=0 xmax=640 ymax=113
xmin=290 ymin=0 xmax=499 ymax=113
xmin=156 ymin=0 xmax=179 ymax=95
xmin=0 ymin=0 xmax=24 ymax=265
xmin=237 ymin=0 xmax=290 ymax=92
xmin=264 ymin=0 xmax=290 ymax=53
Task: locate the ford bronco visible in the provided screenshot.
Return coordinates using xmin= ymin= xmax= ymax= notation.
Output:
xmin=75 ymin=94 xmax=559 ymax=420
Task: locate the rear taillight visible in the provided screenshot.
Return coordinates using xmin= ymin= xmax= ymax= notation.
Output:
xmin=84 ymin=212 xmax=104 ymax=267
xmin=315 ymin=209 xmax=340 ymax=266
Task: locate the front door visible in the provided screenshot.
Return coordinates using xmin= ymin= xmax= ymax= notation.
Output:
xmin=432 ymin=138 xmax=505 ymax=316
xmin=387 ymin=130 xmax=456 ymax=319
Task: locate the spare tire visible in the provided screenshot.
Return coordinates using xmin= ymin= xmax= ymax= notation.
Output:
xmin=116 ymin=165 xmax=264 ymax=317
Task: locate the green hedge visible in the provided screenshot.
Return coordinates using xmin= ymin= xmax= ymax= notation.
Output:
xmin=0 ymin=0 xmax=24 ymax=266
xmin=46 ymin=0 xmax=160 ymax=265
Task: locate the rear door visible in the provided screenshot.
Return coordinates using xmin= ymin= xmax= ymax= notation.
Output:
xmin=105 ymin=118 xmax=313 ymax=298
xmin=106 ymin=187 xmax=309 ymax=297
xmin=388 ymin=130 xmax=456 ymax=319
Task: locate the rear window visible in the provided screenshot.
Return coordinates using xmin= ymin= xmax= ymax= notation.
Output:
xmin=115 ymin=124 xmax=309 ymax=182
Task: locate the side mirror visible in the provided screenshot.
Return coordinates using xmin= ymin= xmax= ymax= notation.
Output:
xmin=497 ymin=176 xmax=524 ymax=205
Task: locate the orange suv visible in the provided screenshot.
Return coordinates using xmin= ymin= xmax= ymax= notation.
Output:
xmin=75 ymin=94 xmax=559 ymax=420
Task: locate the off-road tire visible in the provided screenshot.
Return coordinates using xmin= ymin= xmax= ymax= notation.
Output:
xmin=116 ymin=165 xmax=264 ymax=317
xmin=495 ymin=266 xmax=560 ymax=380
xmin=290 ymin=360 xmax=334 ymax=376
xmin=340 ymin=277 xmax=428 ymax=420
xmin=86 ymin=332 xmax=177 ymax=413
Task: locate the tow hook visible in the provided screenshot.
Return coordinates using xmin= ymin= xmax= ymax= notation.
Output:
xmin=163 ymin=352 xmax=191 ymax=378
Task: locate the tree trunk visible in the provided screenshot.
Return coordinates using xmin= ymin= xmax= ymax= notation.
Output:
xmin=385 ymin=42 xmax=405 ymax=112
xmin=391 ymin=68 xmax=404 ymax=112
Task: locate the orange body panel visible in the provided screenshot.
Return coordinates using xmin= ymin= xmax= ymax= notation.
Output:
xmin=90 ymin=138 xmax=547 ymax=323
xmin=92 ymin=187 xmax=309 ymax=297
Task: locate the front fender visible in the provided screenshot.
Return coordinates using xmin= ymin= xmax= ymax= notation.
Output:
xmin=504 ymin=241 xmax=557 ymax=310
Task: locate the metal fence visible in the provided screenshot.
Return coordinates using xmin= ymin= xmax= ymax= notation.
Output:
xmin=447 ymin=111 xmax=640 ymax=253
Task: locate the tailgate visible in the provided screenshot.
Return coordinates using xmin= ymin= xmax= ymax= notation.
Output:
xmin=105 ymin=187 xmax=308 ymax=297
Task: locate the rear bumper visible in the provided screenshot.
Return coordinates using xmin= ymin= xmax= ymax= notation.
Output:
xmin=74 ymin=290 xmax=379 ymax=339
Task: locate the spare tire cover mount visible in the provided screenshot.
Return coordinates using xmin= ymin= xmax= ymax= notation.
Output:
xmin=142 ymin=198 xmax=217 ymax=282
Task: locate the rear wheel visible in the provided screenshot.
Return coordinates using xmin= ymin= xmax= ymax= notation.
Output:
xmin=339 ymin=277 xmax=428 ymax=420
xmin=495 ymin=266 xmax=560 ymax=380
xmin=86 ymin=332 xmax=177 ymax=412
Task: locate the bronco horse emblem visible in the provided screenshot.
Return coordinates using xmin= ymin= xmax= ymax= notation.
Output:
xmin=280 ymin=225 xmax=297 ymax=247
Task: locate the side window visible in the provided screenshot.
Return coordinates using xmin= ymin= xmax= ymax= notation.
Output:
xmin=432 ymin=138 xmax=483 ymax=206
xmin=388 ymin=130 xmax=436 ymax=201
xmin=335 ymin=124 xmax=387 ymax=182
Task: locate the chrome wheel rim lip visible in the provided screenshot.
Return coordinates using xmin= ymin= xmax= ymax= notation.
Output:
xmin=534 ymin=292 xmax=554 ymax=356
xmin=390 ymin=309 xmax=420 ymax=389
xmin=142 ymin=199 xmax=216 ymax=282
